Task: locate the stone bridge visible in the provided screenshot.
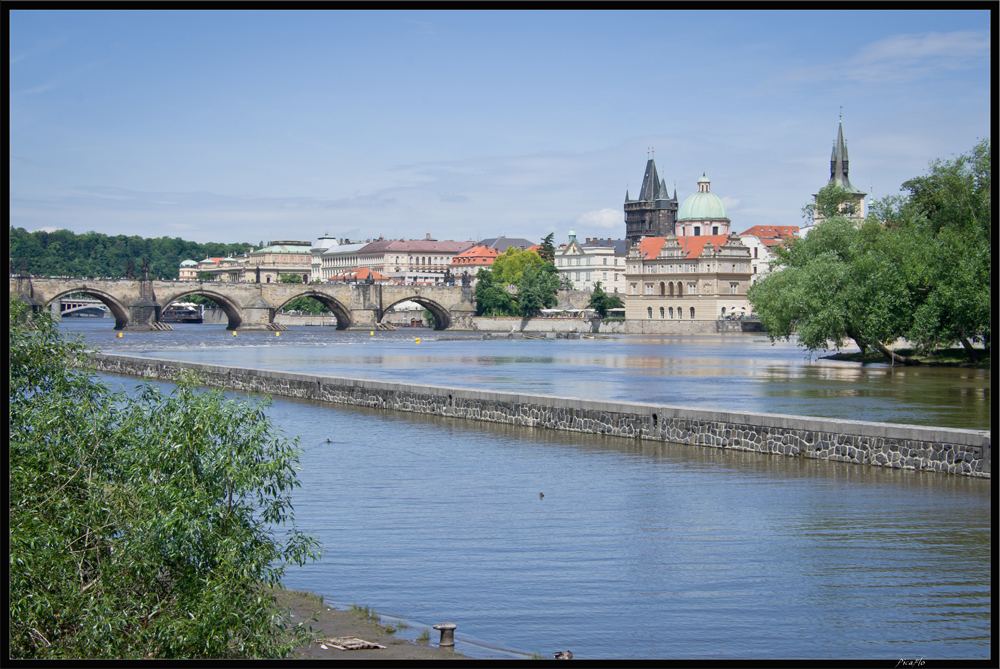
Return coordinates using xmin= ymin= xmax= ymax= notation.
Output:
xmin=10 ymin=274 xmax=477 ymax=331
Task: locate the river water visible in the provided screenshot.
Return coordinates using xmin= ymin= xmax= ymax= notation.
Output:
xmin=61 ymin=319 xmax=991 ymax=659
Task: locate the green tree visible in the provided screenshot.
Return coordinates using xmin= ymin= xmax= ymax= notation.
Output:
xmin=516 ymin=262 xmax=560 ymax=317
xmin=278 ymin=274 xmax=303 ymax=283
xmin=474 ymin=267 xmax=518 ymax=317
xmin=537 ymin=233 xmax=556 ymax=263
xmin=749 ymin=139 xmax=990 ymax=364
xmin=422 ymin=308 xmax=437 ymax=329
xmin=491 ymin=247 xmax=543 ymax=286
xmin=588 ymin=281 xmax=624 ymax=319
xmin=9 ymin=298 xmax=320 ymax=658
xmin=802 ymin=182 xmax=861 ymax=222
xmin=897 ymin=138 xmax=991 ymax=361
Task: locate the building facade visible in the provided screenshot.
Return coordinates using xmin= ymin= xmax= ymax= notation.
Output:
xmin=623 ymin=234 xmax=753 ymax=324
xmin=555 ymin=230 xmax=627 ymax=294
xmin=624 ymin=156 xmax=679 ymax=245
xmin=738 ymin=225 xmax=798 ymax=285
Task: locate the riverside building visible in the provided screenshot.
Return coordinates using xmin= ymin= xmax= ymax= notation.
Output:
xmin=555 ymin=229 xmax=627 ymax=294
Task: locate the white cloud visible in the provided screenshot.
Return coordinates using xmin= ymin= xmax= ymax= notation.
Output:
xmin=575 ymin=208 xmax=620 ymax=229
xmin=775 ymin=30 xmax=990 ymax=88
xmin=721 ymin=196 xmax=741 ymax=210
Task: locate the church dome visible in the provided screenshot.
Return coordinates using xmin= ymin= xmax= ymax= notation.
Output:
xmin=180 ymin=259 xmax=198 ymax=267
xmin=678 ymin=172 xmax=729 ymax=221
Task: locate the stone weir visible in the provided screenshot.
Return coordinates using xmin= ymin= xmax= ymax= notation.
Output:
xmin=87 ymin=353 xmax=991 ymax=479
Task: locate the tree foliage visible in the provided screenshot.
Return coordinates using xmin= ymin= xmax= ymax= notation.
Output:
xmin=491 ymin=247 xmax=543 ymax=286
xmin=474 ymin=267 xmax=519 ymax=317
xmin=8 ymin=226 xmax=253 ymax=280
xmin=516 ymin=262 xmax=560 ymax=317
xmin=537 ymin=233 xmax=556 ymax=263
xmin=9 ymin=298 xmax=321 ymax=658
xmin=749 ymin=139 xmax=990 ymax=363
xmin=588 ymin=281 xmax=624 ymax=318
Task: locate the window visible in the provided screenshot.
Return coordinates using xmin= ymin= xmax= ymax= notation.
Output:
xmin=688 ymin=283 xmax=696 ymax=295
xmin=645 ymin=284 xmax=653 ymax=295
xmin=754 ymin=247 xmax=758 ymax=259
xmin=631 ymin=284 xmax=637 ymax=295
xmin=690 ymin=307 xmax=696 ymax=319
xmin=659 ymin=307 xmax=665 ymax=319
xmin=694 ymin=226 xmax=701 ymax=236
xmin=712 ymin=226 xmax=719 ymax=235
xmin=730 ymin=282 xmax=739 ymax=295
xmin=603 ymin=258 xmax=608 ymax=265
xmin=647 ymin=307 xmax=653 ymax=319
xmin=669 ymin=307 xmax=674 ymax=319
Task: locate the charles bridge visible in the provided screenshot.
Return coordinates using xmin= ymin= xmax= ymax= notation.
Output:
xmin=10 ymin=272 xmax=477 ymax=331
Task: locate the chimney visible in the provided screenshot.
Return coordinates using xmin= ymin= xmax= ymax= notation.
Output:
xmin=426 ymin=233 xmax=431 ymax=241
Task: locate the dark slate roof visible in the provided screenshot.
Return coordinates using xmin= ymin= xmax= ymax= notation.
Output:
xmin=581 ymin=238 xmax=628 ymax=255
xmin=478 ymin=237 xmax=536 ymax=252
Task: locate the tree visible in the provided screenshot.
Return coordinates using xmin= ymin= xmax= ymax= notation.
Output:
xmin=474 ymin=267 xmax=518 ymax=317
xmin=802 ymin=183 xmax=861 ymax=223
xmin=588 ymin=281 xmax=624 ymax=318
xmin=750 ymin=139 xmax=991 ymax=364
xmin=898 ymin=138 xmax=991 ymax=361
xmin=491 ymin=247 xmax=543 ymax=286
xmin=279 ymin=274 xmax=303 ymax=284
xmin=537 ymin=233 xmax=556 ymax=263
xmin=516 ymin=262 xmax=560 ymax=317
xmin=9 ymin=298 xmax=320 ymax=658
xmin=422 ymin=308 xmax=437 ymax=329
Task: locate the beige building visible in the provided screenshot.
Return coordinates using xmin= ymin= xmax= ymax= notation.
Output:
xmin=555 ymin=230 xmax=627 ymax=294
xmin=194 ymin=241 xmax=312 ymax=283
xmin=624 ymin=234 xmax=753 ymax=326
xmin=357 ymin=237 xmax=474 ymax=284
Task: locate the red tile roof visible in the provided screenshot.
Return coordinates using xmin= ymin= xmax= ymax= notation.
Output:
xmin=330 ymin=267 xmax=395 ymax=282
xmin=450 ymin=244 xmax=499 ymax=267
xmin=637 ymin=235 xmax=734 ymax=259
xmin=738 ymin=225 xmax=799 ymax=239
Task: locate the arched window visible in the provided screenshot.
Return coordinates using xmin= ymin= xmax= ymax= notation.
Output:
xmin=659 ymin=282 xmax=665 ymax=295
xmin=690 ymin=307 xmax=696 ymax=319
xmin=669 ymin=307 xmax=674 ymax=319
xmin=659 ymin=307 xmax=664 ymax=319
xmin=647 ymin=307 xmax=653 ymax=319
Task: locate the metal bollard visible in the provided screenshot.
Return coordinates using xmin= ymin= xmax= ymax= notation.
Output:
xmin=432 ymin=622 xmax=457 ymax=647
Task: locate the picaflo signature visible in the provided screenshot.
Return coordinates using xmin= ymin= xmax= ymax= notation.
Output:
xmin=895 ymin=659 xmax=926 ymax=668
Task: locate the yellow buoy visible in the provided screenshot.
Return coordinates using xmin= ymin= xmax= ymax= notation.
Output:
xmin=370 ymin=331 xmax=374 ymax=336
xmin=276 ymin=332 xmax=280 ymax=337
xmin=415 ymin=337 xmax=420 ymax=344
xmin=233 ymin=331 xmax=237 ymax=337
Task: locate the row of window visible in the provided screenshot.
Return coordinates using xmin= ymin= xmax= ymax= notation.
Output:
xmin=631 ymin=281 xmax=742 ymax=296
xmin=556 ymin=256 xmax=620 ymax=267
xmin=648 ymin=306 xmax=696 ymax=319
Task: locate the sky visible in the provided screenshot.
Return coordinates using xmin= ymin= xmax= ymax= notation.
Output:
xmin=9 ymin=9 xmax=992 ymax=247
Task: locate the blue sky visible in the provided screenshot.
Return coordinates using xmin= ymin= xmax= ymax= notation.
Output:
xmin=9 ymin=10 xmax=992 ymax=246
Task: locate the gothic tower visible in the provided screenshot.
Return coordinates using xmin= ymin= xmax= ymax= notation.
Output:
xmin=624 ymin=156 xmax=679 ymax=245
xmin=816 ymin=117 xmax=867 ymax=222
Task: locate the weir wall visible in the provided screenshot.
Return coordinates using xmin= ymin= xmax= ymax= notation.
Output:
xmin=87 ymin=353 xmax=991 ymax=479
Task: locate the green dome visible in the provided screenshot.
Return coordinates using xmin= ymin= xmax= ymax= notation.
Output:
xmin=678 ymin=174 xmax=729 ymax=221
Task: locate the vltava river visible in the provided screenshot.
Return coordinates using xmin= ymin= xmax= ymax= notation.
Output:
xmin=64 ymin=320 xmax=991 ymax=659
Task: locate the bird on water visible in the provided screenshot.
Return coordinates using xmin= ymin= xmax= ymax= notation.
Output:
xmin=553 ymin=651 xmax=573 ymax=659
xmin=539 ymin=492 xmax=544 ymax=499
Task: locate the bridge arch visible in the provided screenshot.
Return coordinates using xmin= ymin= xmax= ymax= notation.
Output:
xmin=45 ymin=288 xmax=131 ymax=330
xmin=382 ymin=296 xmax=451 ymax=330
xmin=161 ymin=290 xmax=244 ymax=330
xmin=274 ymin=291 xmax=352 ymax=330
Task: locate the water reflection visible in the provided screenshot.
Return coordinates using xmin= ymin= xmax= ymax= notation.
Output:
xmin=60 ymin=320 xmax=990 ymax=429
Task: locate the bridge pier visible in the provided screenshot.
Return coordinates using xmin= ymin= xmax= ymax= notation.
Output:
xmin=124 ymin=298 xmax=163 ymax=331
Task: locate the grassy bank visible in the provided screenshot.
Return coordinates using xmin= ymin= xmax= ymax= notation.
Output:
xmin=273 ymin=589 xmax=466 ymax=660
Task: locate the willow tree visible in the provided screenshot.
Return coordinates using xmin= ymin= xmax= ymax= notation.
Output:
xmin=9 ymin=298 xmax=321 ymax=658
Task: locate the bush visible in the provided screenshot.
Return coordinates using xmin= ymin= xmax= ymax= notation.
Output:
xmin=9 ymin=297 xmax=320 ymax=658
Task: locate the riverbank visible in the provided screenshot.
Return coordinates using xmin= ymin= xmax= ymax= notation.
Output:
xmin=822 ymin=346 xmax=990 ymax=368
xmin=274 ymin=589 xmax=466 ymax=660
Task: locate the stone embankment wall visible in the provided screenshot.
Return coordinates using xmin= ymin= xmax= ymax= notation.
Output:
xmin=87 ymin=353 xmax=991 ymax=479
xmin=472 ymin=317 xmax=598 ymax=333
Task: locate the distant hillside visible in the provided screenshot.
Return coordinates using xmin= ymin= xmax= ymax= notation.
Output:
xmin=8 ymin=226 xmax=255 ymax=280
